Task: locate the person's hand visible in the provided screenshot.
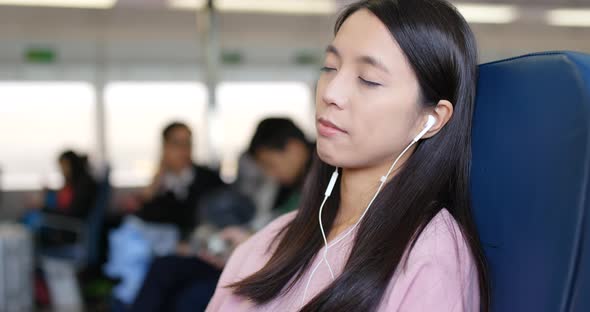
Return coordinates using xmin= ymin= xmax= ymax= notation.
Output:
xmin=197 ymin=249 xmax=227 ymax=270
xmin=140 ymin=162 xmax=165 ymax=201
xmin=176 ymin=242 xmax=195 ymax=257
xmin=219 ymin=226 xmax=253 ymax=248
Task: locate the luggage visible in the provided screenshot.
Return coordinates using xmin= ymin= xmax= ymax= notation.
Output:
xmin=0 ymin=223 xmax=33 ymax=312
xmin=41 ymin=257 xmax=83 ymax=312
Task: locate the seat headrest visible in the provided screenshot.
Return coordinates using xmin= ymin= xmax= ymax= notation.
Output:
xmin=471 ymin=51 xmax=590 ymax=312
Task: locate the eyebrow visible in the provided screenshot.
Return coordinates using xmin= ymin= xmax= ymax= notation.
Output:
xmin=359 ymin=55 xmax=390 ymax=74
xmin=326 ymin=44 xmax=341 ymax=57
xmin=325 ymin=44 xmax=390 ymax=74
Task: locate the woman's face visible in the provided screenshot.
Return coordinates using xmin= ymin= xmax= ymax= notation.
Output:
xmin=59 ymin=158 xmax=71 ymax=180
xmin=316 ymin=9 xmax=424 ymax=169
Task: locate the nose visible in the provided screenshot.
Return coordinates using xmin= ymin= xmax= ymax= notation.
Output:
xmin=321 ymin=71 xmax=350 ymax=110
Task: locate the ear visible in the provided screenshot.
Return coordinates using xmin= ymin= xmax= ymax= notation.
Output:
xmin=420 ymin=99 xmax=453 ymax=139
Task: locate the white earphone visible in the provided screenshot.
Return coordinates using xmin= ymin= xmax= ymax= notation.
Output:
xmin=414 ymin=115 xmax=437 ymax=142
xmin=323 ymin=114 xmax=436 ymax=198
xmin=302 ymin=115 xmax=437 ymax=305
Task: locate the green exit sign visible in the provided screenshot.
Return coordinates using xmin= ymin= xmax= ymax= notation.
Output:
xmin=221 ymin=51 xmax=243 ymax=65
xmin=25 ymin=48 xmax=56 ymax=64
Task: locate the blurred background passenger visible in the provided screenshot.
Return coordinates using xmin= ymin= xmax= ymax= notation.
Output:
xmin=133 ymin=121 xmax=224 ymax=239
xmin=106 ymin=121 xmax=225 ymax=309
xmin=129 ymin=118 xmax=314 ymax=312
xmin=23 ymin=150 xmax=97 ymax=245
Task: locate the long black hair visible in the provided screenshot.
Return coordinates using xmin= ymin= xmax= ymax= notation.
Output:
xmin=229 ymin=0 xmax=490 ymax=311
xmin=59 ymin=150 xmax=94 ymax=186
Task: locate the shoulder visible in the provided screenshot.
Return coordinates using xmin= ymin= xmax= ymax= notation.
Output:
xmin=414 ymin=209 xmax=468 ymax=254
xmin=381 ymin=209 xmax=479 ymax=311
xmin=193 ymin=165 xmax=224 ymax=185
xmin=404 ymin=209 xmax=475 ymax=276
xmin=236 ymin=210 xmax=297 ymax=255
xmin=259 ymin=210 xmax=298 ymax=235
xmin=216 ymin=210 xmax=297 ymax=286
xmin=194 ymin=164 xmax=219 ymax=177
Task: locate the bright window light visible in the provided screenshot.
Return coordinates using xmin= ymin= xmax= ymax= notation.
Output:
xmin=217 ymin=0 xmax=335 ymax=15
xmin=547 ymin=8 xmax=590 ymax=27
xmin=168 ymin=0 xmax=206 ymax=10
xmin=170 ymin=0 xmax=517 ymax=21
xmin=105 ymin=82 xmax=208 ymax=188
xmin=0 ymin=81 xmax=95 ymax=190
xmin=0 ymin=0 xmax=116 ymax=9
xmin=455 ymin=3 xmax=519 ymax=24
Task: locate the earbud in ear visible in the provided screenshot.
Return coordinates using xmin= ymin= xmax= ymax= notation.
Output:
xmin=425 ymin=115 xmax=436 ymax=129
xmin=413 ymin=115 xmax=437 ymax=142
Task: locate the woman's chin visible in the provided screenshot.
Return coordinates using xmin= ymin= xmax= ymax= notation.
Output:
xmin=317 ymin=144 xmax=378 ymax=170
xmin=316 ymin=145 xmax=346 ymax=168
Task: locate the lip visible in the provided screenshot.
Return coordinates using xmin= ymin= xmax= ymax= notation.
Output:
xmin=317 ymin=117 xmax=347 ymax=137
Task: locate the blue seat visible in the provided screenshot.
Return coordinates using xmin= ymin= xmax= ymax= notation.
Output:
xmin=41 ymin=167 xmax=111 ymax=268
xmin=472 ymin=51 xmax=590 ymax=311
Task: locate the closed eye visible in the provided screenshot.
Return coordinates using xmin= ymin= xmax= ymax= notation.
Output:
xmin=359 ymin=77 xmax=381 ymax=87
xmin=321 ymin=66 xmax=337 ymax=72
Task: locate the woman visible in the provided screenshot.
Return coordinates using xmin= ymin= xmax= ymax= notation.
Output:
xmin=207 ymin=0 xmax=489 ymax=311
xmin=47 ymin=150 xmax=97 ymax=218
xmin=23 ymin=150 xmax=97 ymax=235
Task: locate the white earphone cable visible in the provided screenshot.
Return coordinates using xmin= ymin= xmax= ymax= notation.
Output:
xmin=301 ymin=116 xmax=434 ymax=307
xmin=318 ymin=195 xmax=335 ymax=280
xmin=302 ymin=140 xmax=416 ymax=306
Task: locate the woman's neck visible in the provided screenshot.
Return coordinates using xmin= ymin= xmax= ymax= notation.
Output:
xmin=333 ymin=146 xmax=416 ymax=231
xmin=334 ymin=166 xmax=386 ymax=230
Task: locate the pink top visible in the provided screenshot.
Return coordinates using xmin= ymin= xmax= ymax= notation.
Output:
xmin=206 ymin=209 xmax=479 ymax=311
